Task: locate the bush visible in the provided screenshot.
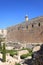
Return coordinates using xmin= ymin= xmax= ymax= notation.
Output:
xmin=27 ymin=49 xmax=32 ymax=53
xmin=15 ymin=63 xmax=21 ymax=65
xmin=20 ymin=52 xmax=33 ymax=59
xmin=21 ymin=48 xmax=32 ymax=53
xmin=10 ymin=52 xmax=17 ymax=57
xmin=5 ymin=50 xmax=18 ymax=57
xmin=6 ymin=50 xmax=17 ymax=53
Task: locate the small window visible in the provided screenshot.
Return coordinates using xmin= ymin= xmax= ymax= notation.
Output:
xmin=2 ymin=30 xmax=3 ymax=33
xmin=18 ymin=27 xmax=20 ymax=30
xmin=26 ymin=25 xmax=28 ymax=29
xmin=38 ymin=23 xmax=40 ymax=27
xmin=32 ymin=24 xmax=34 ymax=28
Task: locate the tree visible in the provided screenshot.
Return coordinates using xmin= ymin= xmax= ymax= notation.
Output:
xmin=0 ymin=34 xmax=5 ymax=50
xmin=0 ymin=34 xmax=6 ymax=62
xmin=2 ymin=43 xmax=6 ymax=62
xmin=0 ymin=35 xmax=3 ymax=49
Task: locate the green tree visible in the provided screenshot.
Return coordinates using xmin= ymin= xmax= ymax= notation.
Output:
xmin=2 ymin=43 xmax=6 ymax=62
xmin=0 ymin=33 xmax=6 ymax=62
xmin=0 ymin=34 xmax=5 ymax=50
xmin=0 ymin=35 xmax=3 ymax=50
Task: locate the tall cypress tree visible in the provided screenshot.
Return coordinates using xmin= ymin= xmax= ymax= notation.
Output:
xmin=2 ymin=43 xmax=6 ymax=62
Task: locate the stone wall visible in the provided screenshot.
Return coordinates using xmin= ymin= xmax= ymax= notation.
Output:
xmin=6 ymin=16 xmax=43 ymax=43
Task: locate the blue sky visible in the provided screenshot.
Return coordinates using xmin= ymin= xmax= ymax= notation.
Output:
xmin=0 ymin=0 xmax=43 ymax=29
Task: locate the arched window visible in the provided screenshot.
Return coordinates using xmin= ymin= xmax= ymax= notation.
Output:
xmin=38 ymin=23 xmax=40 ymax=27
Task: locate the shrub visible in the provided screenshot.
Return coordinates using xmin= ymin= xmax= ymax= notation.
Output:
xmin=10 ymin=52 xmax=17 ymax=57
xmin=6 ymin=50 xmax=17 ymax=53
xmin=20 ymin=52 xmax=33 ymax=59
xmin=27 ymin=48 xmax=32 ymax=53
xmin=15 ymin=63 xmax=21 ymax=65
xmin=6 ymin=50 xmax=18 ymax=57
xmin=21 ymin=48 xmax=32 ymax=53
